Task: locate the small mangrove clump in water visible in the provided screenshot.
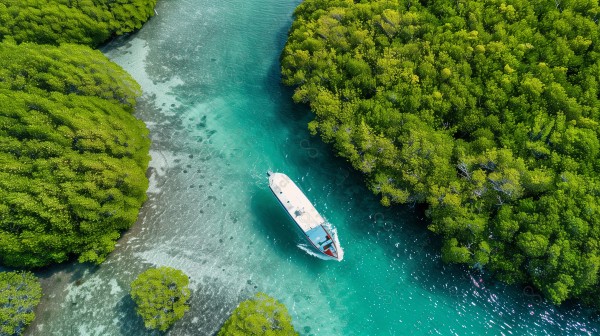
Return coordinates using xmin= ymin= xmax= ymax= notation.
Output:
xmin=0 ymin=271 xmax=42 ymax=336
xmin=130 ymin=267 xmax=192 ymax=332
xmin=218 ymin=292 xmax=299 ymax=335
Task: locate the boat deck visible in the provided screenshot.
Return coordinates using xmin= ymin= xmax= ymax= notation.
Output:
xmin=268 ymin=173 xmax=324 ymax=232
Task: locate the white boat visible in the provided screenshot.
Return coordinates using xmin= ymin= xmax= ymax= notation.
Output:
xmin=267 ymin=171 xmax=340 ymax=260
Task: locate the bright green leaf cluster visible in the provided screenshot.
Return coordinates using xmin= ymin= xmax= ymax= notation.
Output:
xmin=0 ymin=271 xmax=42 ymax=336
xmin=282 ymin=0 xmax=600 ymax=307
xmin=218 ymin=292 xmax=299 ymax=336
xmin=0 ymin=42 xmax=150 ymax=268
xmin=130 ymin=267 xmax=191 ymax=332
xmin=0 ymin=0 xmax=157 ymax=47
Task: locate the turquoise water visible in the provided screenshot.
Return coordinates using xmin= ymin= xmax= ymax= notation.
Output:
xmin=26 ymin=0 xmax=600 ymax=335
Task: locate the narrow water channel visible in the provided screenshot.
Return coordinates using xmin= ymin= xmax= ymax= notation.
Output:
xmin=27 ymin=0 xmax=600 ymax=334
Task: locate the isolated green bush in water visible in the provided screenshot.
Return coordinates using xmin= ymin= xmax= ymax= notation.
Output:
xmin=0 ymin=42 xmax=150 ymax=267
xmin=0 ymin=271 xmax=42 ymax=336
xmin=282 ymin=0 xmax=600 ymax=306
xmin=218 ymin=292 xmax=298 ymax=336
xmin=0 ymin=0 xmax=157 ymax=46
xmin=130 ymin=267 xmax=191 ymax=332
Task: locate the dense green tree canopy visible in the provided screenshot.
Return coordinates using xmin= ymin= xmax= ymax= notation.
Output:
xmin=218 ymin=292 xmax=298 ymax=336
xmin=130 ymin=267 xmax=191 ymax=332
xmin=0 ymin=271 xmax=42 ymax=336
xmin=0 ymin=0 xmax=157 ymax=46
xmin=0 ymin=42 xmax=150 ymax=267
xmin=282 ymin=0 xmax=600 ymax=306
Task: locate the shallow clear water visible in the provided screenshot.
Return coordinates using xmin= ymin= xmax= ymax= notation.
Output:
xmin=26 ymin=0 xmax=600 ymax=335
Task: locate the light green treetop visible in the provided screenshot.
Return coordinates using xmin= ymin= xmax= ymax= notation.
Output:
xmin=218 ymin=292 xmax=299 ymax=336
xmin=130 ymin=267 xmax=191 ymax=332
xmin=0 ymin=42 xmax=150 ymax=268
xmin=0 ymin=0 xmax=158 ymax=47
xmin=0 ymin=271 xmax=42 ymax=336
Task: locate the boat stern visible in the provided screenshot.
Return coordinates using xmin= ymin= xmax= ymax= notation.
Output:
xmin=306 ymin=225 xmax=340 ymax=261
xmin=322 ymin=244 xmax=339 ymax=260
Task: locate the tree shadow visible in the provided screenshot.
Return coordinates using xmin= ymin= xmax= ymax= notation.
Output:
xmin=29 ymin=261 xmax=99 ymax=295
xmin=114 ymin=294 xmax=162 ymax=336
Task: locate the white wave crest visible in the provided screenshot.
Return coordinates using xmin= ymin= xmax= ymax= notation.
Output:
xmin=330 ymin=227 xmax=344 ymax=261
xmin=297 ymin=244 xmax=331 ymax=260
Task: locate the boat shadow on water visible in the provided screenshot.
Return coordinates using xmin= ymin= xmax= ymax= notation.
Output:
xmin=249 ymin=186 xmax=328 ymax=272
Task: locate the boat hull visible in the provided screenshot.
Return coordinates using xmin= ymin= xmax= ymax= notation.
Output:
xmin=268 ymin=172 xmax=340 ymax=260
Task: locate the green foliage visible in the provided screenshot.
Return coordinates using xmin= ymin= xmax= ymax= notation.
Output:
xmin=0 ymin=42 xmax=140 ymax=109
xmin=218 ymin=292 xmax=298 ymax=336
xmin=0 ymin=42 xmax=150 ymax=267
xmin=282 ymin=0 xmax=600 ymax=307
xmin=0 ymin=2 xmax=154 ymax=334
xmin=0 ymin=271 xmax=42 ymax=336
xmin=0 ymin=0 xmax=157 ymax=46
xmin=130 ymin=267 xmax=191 ymax=332
xmin=441 ymin=238 xmax=471 ymax=264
